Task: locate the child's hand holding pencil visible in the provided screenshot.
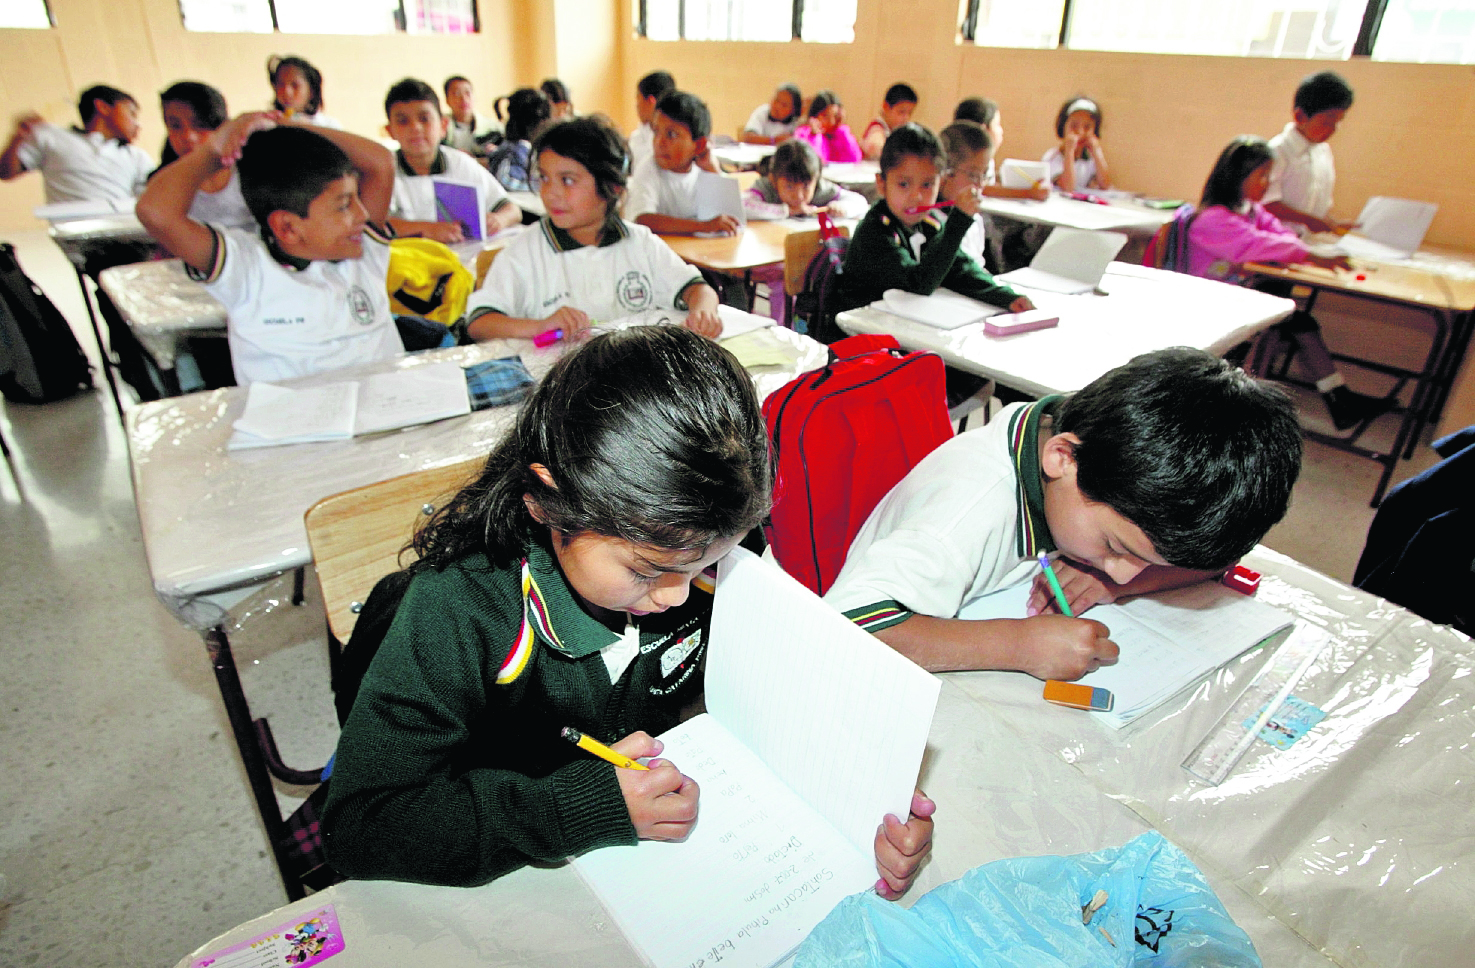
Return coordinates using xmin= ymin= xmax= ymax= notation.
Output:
xmin=565 ymin=728 xmax=700 ymax=842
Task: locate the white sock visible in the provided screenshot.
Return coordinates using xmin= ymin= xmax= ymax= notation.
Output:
xmin=1316 ymin=373 xmax=1345 ymax=394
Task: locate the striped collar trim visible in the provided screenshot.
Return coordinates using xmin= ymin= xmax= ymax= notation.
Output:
xmin=396 ymin=147 xmax=449 ymax=177
xmin=540 ymin=215 xmax=629 ymax=252
xmin=1009 ymin=396 xmax=1062 ymax=559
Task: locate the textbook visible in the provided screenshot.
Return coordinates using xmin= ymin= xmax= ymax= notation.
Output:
xmin=228 ymin=361 xmax=471 ymax=449
xmin=573 ymin=548 xmax=941 ymax=968
xmin=959 ymin=577 xmax=1291 ymax=729
xmin=432 ymin=177 xmax=487 ymax=241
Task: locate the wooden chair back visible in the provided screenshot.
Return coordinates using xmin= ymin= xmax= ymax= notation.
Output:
xmin=475 ymin=246 xmax=502 ymax=288
xmin=784 ymin=225 xmax=850 ymax=296
xmin=304 ymin=459 xmax=484 ymax=643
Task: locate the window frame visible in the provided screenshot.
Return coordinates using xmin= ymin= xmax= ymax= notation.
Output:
xmin=176 ymin=0 xmax=479 ymax=35
xmin=635 ymin=0 xmax=815 ymax=40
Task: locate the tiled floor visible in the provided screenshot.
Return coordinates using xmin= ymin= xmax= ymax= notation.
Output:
xmin=0 ymin=229 xmax=1444 ymax=967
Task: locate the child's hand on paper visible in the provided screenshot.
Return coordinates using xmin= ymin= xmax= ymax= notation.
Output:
xmin=684 ymin=308 xmax=722 ymax=339
xmin=1027 ymin=557 xmax=1115 ymax=617
xmin=1015 ymin=614 xmax=1118 ymax=681
xmin=543 ymin=306 xmax=592 ymax=339
xmin=612 ymin=731 xmax=701 ymax=842
xmin=421 ymin=221 xmax=465 ymax=245
xmin=873 ymin=788 xmax=935 ymax=900
xmin=703 ymin=214 xmax=742 ymax=236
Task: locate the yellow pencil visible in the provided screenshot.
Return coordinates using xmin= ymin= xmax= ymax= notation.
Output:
xmin=561 ymin=727 xmax=649 ymax=770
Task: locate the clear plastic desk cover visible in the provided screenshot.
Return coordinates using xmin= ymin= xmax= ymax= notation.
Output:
xmin=99 ymin=259 xmax=226 ymax=369
xmin=942 ymin=546 xmax=1474 ymax=968
xmin=130 ymin=328 xmax=826 ymax=630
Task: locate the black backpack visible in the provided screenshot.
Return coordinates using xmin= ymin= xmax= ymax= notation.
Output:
xmin=0 ymin=243 xmax=92 ymax=403
xmin=792 ymin=233 xmax=850 ymax=345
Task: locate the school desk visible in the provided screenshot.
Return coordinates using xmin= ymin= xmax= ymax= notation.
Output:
xmin=976 ymin=192 xmax=1174 ymax=236
xmin=835 ymin=261 xmax=1295 ymax=398
xmin=128 ymin=321 xmax=828 ymax=899
xmin=711 ymin=142 xmax=776 ymax=172
xmin=661 ymin=217 xmax=855 ymax=305
xmin=822 ymin=159 xmax=881 ymax=203
xmin=171 ymin=544 xmax=1475 ymax=968
xmin=1246 ymin=246 xmax=1475 ymax=505
xmin=47 ymin=213 xmax=157 ymax=420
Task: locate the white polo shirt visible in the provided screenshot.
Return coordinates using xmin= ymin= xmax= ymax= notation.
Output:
xmin=1266 ymin=122 xmax=1335 ymax=223
xmin=625 ymin=158 xmax=702 ymax=220
xmin=190 ymin=224 xmax=403 ymax=385
xmin=1042 ymin=146 xmax=1097 ymax=190
xmin=443 ymin=112 xmax=501 ymax=156
xmin=628 ymin=124 xmax=654 ymax=179
xmin=188 ymin=170 xmax=255 ymax=231
xmin=825 ymin=400 xmax=1058 ymax=632
xmin=16 ymin=123 xmax=152 ymax=204
xmin=466 ymin=217 xmax=703 ymax=324
xmin=390 ymin=146 xmax=511 ymax=226
xmin=744 ymin=104 xmax=798 ymax=141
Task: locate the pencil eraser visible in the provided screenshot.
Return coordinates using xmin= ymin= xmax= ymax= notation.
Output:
xmin=1221 ymin=564 xmax=1262 ymax=596
xmin=984 ymin=310 xmax=1060 ymax=337
xmin=1043 ymin=680 xmax=1114 ymax=712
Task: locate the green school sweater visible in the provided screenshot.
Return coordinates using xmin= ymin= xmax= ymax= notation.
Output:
xmin=321 ymin=542 xmax=712 ymax=886
xmin=838 ymin=200 xmax=1021 ymax=312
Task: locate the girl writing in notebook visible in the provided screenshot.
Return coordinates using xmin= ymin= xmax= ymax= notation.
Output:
xmin=1044 ymin=96 xmax=1110 ymax=192
xmin=1187 ymin=136 xmax=1393 ymax=430
xmin=465 ymin=115 xmax=722 ymax=341
xmin=320 ymin=325 xmax=935 ymax=893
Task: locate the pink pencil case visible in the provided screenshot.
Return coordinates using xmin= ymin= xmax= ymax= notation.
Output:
xmin=983 ymin=310 xmax=1060 ymax=337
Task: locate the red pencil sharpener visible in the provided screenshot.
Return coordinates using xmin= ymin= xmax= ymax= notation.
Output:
xmin=1221 ymin=564 xmax=1262 ymax=596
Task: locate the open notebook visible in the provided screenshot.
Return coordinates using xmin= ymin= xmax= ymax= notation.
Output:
xmin=959 ymin=577 xmax=1291 ymax=729
xmin=573 ymin=548 xmax=940 ymax=968
xmin=997 ymin=226 xmax=1127 ymax=294
xmin=228 ymin=361 xmax=471 ymax=449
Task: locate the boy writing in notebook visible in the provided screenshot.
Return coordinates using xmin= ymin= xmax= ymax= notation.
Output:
xmin=626 ymin=91 xmax=740 ymax=237
xmin=824 ymin=348 xmax=1302 ymax=681
xmin=137 ymin=112 xmax=404 ymax=385
xmin=383 ymin=77 xmax=521 ymax=244
xmin=1264 ymin=70 xmax=1357 ymax=237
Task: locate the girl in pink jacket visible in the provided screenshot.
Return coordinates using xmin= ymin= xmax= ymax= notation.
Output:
xmin=1188 ymin=136 xmax=1393 ymax=431
xmin=793 ymin=89 xmax=863 ymax=164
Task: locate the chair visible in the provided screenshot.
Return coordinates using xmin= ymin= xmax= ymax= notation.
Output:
xmin=784 ymin=225 xmax=850 ymax=340
xmin=241 ymin=459 xmax=484 ymax=899
xmin=474 ymin=246 xmax=502 ymax=289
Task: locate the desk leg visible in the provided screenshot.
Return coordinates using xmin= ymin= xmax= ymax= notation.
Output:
xmin=204 ymin=625 xmax=305 ymax=902
xmin=70 ymin=267 xmax=126 ymax=424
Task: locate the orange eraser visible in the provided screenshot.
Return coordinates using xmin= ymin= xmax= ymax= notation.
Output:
xmin=1043 ymin=680 xmax=1114 ymax=711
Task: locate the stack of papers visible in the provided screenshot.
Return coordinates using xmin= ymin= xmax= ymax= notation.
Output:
xmin=871 ymin=288 xmax=1005 ymax=329
xmin=228 ymin=361 xmax=472 ymax=450
xmin=959 ymin=579 xmax=1292 ymax=728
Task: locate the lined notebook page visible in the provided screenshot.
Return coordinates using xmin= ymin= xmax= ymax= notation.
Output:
xmin=573 ymin=713 xmax=875 ymax=968
xmin=959 ymin=578 xmax=1290 ymax=728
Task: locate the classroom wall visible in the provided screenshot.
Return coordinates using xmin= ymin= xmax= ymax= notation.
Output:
xmin=624 ymin=0 xmax=1475 ymax=251
xmin=0 ymin=0 xmax=529 ymax=231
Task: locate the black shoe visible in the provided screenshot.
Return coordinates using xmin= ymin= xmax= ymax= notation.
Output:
xmin=1324 ymin=386 xmax=1396 ymax=431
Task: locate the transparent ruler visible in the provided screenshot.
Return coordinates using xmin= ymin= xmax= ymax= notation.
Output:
xmin=1182 ymin=622 xmax=1330 ymax=786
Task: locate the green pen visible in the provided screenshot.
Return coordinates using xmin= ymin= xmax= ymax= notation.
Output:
xmin=1037 ymin=552 xmax=1074 ymax=617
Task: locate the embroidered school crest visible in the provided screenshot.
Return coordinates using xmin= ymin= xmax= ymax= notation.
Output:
xmin=348 ymin=285 xmax=375 ymax=325
xmin=615 ymin=270 xmax=655 ymax=311
xmin=660 ymin=630 xmax=702 ymax=678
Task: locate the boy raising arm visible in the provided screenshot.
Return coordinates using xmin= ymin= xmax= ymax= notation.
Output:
xmin=824 ymin=348 xmax=1302 ymax=681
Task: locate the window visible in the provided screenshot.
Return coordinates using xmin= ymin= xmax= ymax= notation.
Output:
xmin=636 ymin=0 xmax=856 ymax=41
xmin=1066 ymin=0 xmax=1360 ymax=58
xmin=0 ymin=0 xmax=54 ymax=28
xmin=1372 ymin=0 xmax=1475 ymax=63
xmin=964 ymin=0 xmax=1067 ymax=48
xmin=177 ymin=0 xmax=476 ymax=34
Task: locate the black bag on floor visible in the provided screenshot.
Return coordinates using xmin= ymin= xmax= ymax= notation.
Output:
xmin=0 ymin=242 xmax=92 ymax=403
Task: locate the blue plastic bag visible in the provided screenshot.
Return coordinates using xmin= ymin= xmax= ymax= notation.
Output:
xmin=794 ymin=831 xmax=1260 ymax=967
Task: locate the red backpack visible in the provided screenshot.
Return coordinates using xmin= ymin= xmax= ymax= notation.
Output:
xmin=762 ymin=333 xmax=955 ymax=596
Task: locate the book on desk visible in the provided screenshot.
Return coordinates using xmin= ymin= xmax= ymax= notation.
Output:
xmin=572 ymin=547 xmax=940 ymax=968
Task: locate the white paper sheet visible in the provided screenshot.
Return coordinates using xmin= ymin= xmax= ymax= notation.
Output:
xmin=353 ymin=361 xmax=470 ymax=435
xmin=1351 ymin=196 xmax=1438 ymax=257
xmin=871 ymin=288 xmax=1005 ymax=329
xmin=997 ymin=227 xmax=1127 ymax=294
xmin=999 ymin=158 xmax=1050 ymax=189
xmin=229 ymin=382 xmax=357 ymax=448
xmin=695 ymin=171 xmax=747 ymax=224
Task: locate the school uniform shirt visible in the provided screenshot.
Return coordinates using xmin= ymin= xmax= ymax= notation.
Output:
xmin=299 ymin=112 xmax=342 ymax=130
xmin=743 ymin=104 xmax=799 ymax=141
xmin=1185 ymin=202 xmax=1307 ymax=284
xmin=793 ymin=122 xmax=863 ymax=164
xmin=465 ymin=216 xmax=703 ymax=323
xmin=628 ymin=123 xmax=654 ymax=176
xmin=1266 ymin=122 xmax=1335 ymax=226
xmin=443 ymin=111 xmax=502 ymax=157
xmin=959 ymin=213 xmax=989 ymax=268
xmin=741 ymin=175 xmax=867 ymax=221
xmin=321 ymin=541 xmax=715 ymax=886
xmin=837 ymin=199 xmax=1021 ymax=313
xmin=186 ymin=169 xmax=255 ymax=231
xmin=188 ymin=223 xmax=404 ymax=385
xmin=15 ymin=123 xmax=152 ymax=204
xmin=390 ymin=146 xmax=512 ymax=226
xmin=825 ymin=398 xmax=1061 ymax=632
xmin=1042 ymin=146 xmax=1097 ymax=189
xmin=624 ymin=158 xmax=702 ymax=220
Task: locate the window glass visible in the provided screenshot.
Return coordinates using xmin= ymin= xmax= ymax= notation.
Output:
xmin=1065 ymin=0 xmax=1358 ymax=58
xmin=0 ymin=0 xmax=52 ymax=29
xmin=638 ymin=0 xmax=857 ymax=41
xmin=969 ymin=0 xmax=1066 ymax=48
xmin=1374 ymin=0 xmax=1475 ymax=63
xmin=403 ymin=0 xmax=478 ymax=34
xmin=271 ymin=0 xmax=399 ymax=34
xmin=800 ymin=0 xmax=857 ymax=42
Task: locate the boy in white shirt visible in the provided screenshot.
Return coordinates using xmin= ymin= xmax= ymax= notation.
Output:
xmin=628 ymin=70 xmax=676 ymax=176
xmin=441 ymin=75 xmax=502 ymax=161
xmin=0 ymin=84 xmax=152 ymax=204
xmin=626 ymin=91 xmax=739 ymax=237
xmin=1265 ymin=71 xmax=1357 ymax=237
xmin=137 ymin=113 xmax=404 ymax=385
xmin=383 ymin=78 xmax=521 ymax=245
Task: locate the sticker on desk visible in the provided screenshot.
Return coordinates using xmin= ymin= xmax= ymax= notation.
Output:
xmin=191 ymin=905 xmax=344 ymax=967
xmin=1242 ymin=695 xmax=1326 ymax=750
